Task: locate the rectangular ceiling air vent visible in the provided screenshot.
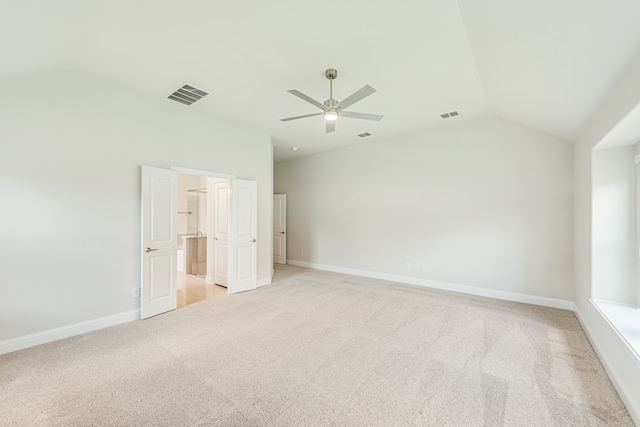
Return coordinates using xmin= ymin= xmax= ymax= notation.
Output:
xmin=168 ymin=84 xmax=209 ymax=106
xmin=440 ymin=110 xmax=459 ymax=119
xmin=358 ymin=132 xmax=372 ymax=138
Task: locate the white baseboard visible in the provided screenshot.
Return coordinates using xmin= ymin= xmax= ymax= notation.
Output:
xmin=286 ymin=260 xmax=573 ymax=311
xmin=574 ymin=303 xmax=640 ymax=425
xmin=0 ymin=309 xmax=140 ymax=355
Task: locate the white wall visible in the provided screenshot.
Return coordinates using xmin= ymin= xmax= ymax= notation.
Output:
xmin=591 ymin=146 xmax=636 ymax=303
xmin=275 ymin=117 xmax=574 ymax=303
xmin=574 ymin=55 xmax=640 ymax=423
xmin=637 ymin=144 xmax=640 ymax=309
xmin=0 ymin=71 xmax=273 ymax=343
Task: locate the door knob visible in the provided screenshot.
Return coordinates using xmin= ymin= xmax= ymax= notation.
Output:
xmin=251 ymin=239 xmax=257 ymax=243
xmin=145 ymin=247 xmax=158 ymax=253
xmin=280 ymin=231 xmax=286 ymax=234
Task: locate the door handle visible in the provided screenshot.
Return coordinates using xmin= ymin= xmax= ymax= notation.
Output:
xmin=251 ymin=239 xmax=257 ymax=243
xmin=145 ymin=247 xmax=158 ymax=253
xmin=280 ymin=231 xmax=286 ymax=234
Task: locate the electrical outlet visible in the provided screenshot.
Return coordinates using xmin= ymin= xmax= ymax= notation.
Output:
xmin=301 ymin=250 xmax=304 ymax=256
xmin=421 ymin=263 xmax=427 ymax=272
xmin=132 ymin=287 xmax=141 ymax=298
xmin=405 ymin=262 xmax=411 ymax=269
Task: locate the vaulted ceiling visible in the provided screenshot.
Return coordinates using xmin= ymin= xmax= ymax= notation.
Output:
xmin=3 ymin=0 xmax=640 ymax=161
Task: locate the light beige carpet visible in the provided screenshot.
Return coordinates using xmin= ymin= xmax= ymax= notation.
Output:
xmin=0 ymin=265 xmax=634 ymax=426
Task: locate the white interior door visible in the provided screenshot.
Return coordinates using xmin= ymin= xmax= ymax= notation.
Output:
xmin=230 ymin=179 xmax=258 ymax=294
xmin=273 ymin=194 xmax=287 ymax=264
xmin=141 ymin=166 xmax=177 ymax=319
xmin=214 ymin=180 xmax=230 ymax=287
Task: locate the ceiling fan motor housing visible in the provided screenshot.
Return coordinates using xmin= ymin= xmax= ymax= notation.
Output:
xmin=325 ymin=68 xmax=337 ymax=80
xmin=323 ymin=98 xmax=338 ymax=108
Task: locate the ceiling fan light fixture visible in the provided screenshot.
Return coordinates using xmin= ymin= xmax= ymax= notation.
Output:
xmin=281 ymin=69 xmax=382 ymax=133
xmin=324 ymin=110 xmax=338 ymax=121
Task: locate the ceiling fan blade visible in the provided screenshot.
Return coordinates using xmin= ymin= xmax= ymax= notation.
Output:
xmin=340 ymin=111 xmax=384 ymax=121
xmin=335 ymin=85 xmax=377 ymax=110
xmin=326 ymin=120 xmax=335 ymax=133
xmin=280 ymin=112 xmax=323 ymax=122
xmin=287 ymin=89 xmax=327 ymax=111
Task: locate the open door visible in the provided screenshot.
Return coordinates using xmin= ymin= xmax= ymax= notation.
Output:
xmin=141 ymin=166 xmax=178 ymax=319
xmin=229 ymin=179 xmax=258 ymax=293
xmin=213 ymin=180 xmax=230 ymax=287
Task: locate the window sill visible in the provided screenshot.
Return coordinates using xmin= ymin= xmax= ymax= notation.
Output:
xmin=592 ymin=299 xmax=640 ymax=361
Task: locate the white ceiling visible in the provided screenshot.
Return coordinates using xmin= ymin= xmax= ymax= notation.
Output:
xmin=2 ymin=0 xmax=640 ymax=162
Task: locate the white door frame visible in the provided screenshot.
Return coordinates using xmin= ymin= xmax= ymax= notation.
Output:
xmin=172 ymin=166 xmax=234 ymax=181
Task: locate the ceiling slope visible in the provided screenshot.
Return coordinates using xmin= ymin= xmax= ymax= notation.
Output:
xmin=458 ymin=0 xmax=640 ymax=142
xmin=77 ymin=0 xmax=489 ymax=161
xmin=2 ymin=0 xmax=640 ymax=161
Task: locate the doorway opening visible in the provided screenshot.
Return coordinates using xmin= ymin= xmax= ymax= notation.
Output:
xmin=141 ymin=165 xmax=258 ymax=319
xmin=176 ymin=172 xmax=229 ymax=309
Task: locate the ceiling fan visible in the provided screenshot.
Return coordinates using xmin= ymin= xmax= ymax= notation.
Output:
xmin=280 ymin=69 xmax=383 ymax=133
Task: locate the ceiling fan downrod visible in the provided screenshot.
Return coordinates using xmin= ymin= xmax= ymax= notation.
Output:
xmin=324 ymin=68 xmax=338 ymax=110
